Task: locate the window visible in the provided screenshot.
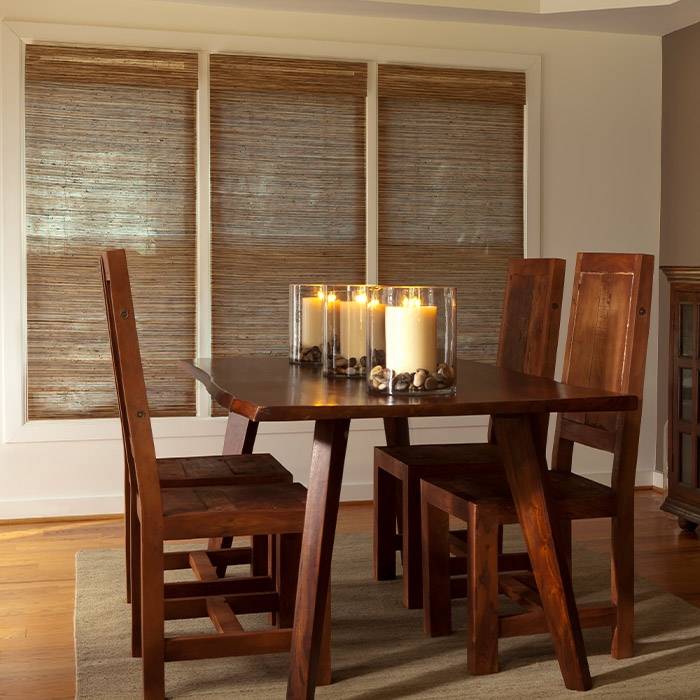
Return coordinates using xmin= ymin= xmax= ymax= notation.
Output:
xmin=377 ymin=65 xmax=525 ymax=362
xmin=210 ymin=56 xmax=367 ymax=359
xmin=24 ymin=45 xmax=198 ymax=419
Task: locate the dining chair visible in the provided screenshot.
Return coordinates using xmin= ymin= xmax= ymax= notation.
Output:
xmin=373 ymin=257 xmax=566 ymax=608
xmin=101 ymin=249 xmax=328 ymax=699
xmin=104 ymin=251 xmax=293 ymax=606
xmin=420 ymin=252 xmax=654 ymax=675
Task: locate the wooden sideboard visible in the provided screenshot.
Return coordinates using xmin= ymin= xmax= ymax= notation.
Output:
xmin=661 ymin=266 xmax=700 ymax=530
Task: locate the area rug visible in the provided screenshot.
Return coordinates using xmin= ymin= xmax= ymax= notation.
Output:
xmin=75 ymin=530 xmax=700 ymax=699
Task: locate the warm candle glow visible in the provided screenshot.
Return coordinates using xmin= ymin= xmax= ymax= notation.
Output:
xmin=355 ymin=293 xmax=367 ymax=303
xmin=327 ymin=293 xmax=336 ymax=303
xmin=402 ymin=297 xmax=421 ymax=307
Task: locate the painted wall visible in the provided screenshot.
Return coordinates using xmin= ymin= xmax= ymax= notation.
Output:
xmin=0 ymin=0 xmax=662 ymax=518
xmin=657 ymin=21 xmax=700 ymax=485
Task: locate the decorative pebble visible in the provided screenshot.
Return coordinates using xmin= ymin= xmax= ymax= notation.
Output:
xmin=413 ymin=370 xmax=426 ymax=388
xmin=424 ymin=376 xmax=439 ymax=391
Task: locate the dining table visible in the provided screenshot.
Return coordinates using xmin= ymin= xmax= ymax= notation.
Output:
xmin=178 ymin=356 xmax=637 ymax=699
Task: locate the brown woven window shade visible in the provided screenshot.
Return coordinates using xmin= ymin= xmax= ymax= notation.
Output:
xmin=210 ymin=55 xmax=367 ymax=367
xmin=25 ymin=45 xmax=198 ymax=419
xmin=377 ymin=64 xmax=525 ymax=363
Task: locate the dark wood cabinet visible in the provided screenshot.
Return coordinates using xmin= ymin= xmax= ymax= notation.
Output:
xmin=662 ymin=266 xmax=700 ymax=530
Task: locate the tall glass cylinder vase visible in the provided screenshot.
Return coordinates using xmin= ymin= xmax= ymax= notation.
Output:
xmin=323 ymin=284 xmax=369 ymax=379
xmin=289 ymin=284 xmax=324 ymax=365
xmin=367 ymin=286 xmax=457 ymax=395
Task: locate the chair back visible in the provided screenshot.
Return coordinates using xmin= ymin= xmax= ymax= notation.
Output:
xmin=555 ymin=253 xmax=654 ymax=498
xmin=497 ymin=258 xmax=566 ymax=380
xmin=100 ymin=249 xmax=161 ymax=509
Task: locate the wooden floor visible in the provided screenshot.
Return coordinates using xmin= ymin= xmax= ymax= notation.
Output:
xmin=0 ymin=490 xmax=698 ymax=699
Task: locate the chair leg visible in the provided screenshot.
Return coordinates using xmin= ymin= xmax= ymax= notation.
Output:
xmin=611 ymin=513 xmax=634 ymax=659
xmin=251 ymin=534 xmax=269 ymax=576
xmin=467 ymin=503 xmax=499 ymax=675
xmin=131 ymin=511 xmax=142 ymax=658
xmin=125 ymin=467 xmax=132 ymax=604
xmin=269 ymin=534 xmax=278 ymax=626
xmin=402 ymin=476 xmax=423 ymax=609
xmin=140 ymin=530 xmax=165 ymax=700
xmin=421 ymin=490 xmax=452 ymax=637
xmin=213 ymin=536 xmax=234 ymax=577
xmin=374 ymin=463 xmax=398 ymax=581
xmin=277 ymin=533 xmax=302 ymax=629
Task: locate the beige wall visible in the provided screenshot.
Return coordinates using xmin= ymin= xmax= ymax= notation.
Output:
xmin=0 ymin=0 xmax=662 ymax=517
xmin=657 ymin=21 xmax=700 ymax=480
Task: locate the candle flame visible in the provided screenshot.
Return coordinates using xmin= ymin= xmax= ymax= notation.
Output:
xmin=355 ymin=293 xmax=367 ymax=303
xmin=368 ymin=299 xmax=381 ymax=308
xmin=317 ymin=290 xmax=324 ymax=300
xmin=327 ymin=293 xmax=336 ymax=303
xmin=402 ymin=297 xmax=421 ymax=307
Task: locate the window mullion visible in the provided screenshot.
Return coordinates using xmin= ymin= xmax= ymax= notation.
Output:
xmin=196 ymin=50 xmax=212 ymax=418
xmin=366 ymin=61 xmax=378 ymax=285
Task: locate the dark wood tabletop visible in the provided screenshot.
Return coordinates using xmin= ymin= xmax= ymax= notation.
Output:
xmin=178 ymin=357 xmax=637 ymax=421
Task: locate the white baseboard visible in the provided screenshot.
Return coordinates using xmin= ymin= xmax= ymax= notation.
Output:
xmin=0 ymin=495 xmax=124 ymax=520
xmin=652 ymin=469 xmax=664 ymax=490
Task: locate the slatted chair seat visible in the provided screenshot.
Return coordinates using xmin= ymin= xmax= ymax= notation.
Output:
xmin=422 ymin=472 xmax=617 ymax=526
xmin=373 ymin=258 xmax=566 ymax=609
xmin=160 ymin=483 xmax=308 ymax=538
xmin=156 ymin=454 xmax=291 ymax=488
xmin=420 ymin=252 xmax=654 ymax=677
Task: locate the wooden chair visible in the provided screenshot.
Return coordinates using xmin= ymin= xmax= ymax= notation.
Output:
xmin=420 ymin=252 xmax=654 ymax=675
xmin=373 ymin=257 xmax=566 ymax=608
xmin=105 ymin=255 xmax=294 ymax=606
xmin=101 ymin=249 xmax=328 ymax=700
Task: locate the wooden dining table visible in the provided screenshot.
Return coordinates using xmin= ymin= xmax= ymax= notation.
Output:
xmin=178 ymin=356 xmax=637 ymax=699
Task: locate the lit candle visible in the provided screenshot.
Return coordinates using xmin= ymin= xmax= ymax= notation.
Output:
xmin=385 ymin=297 xmax=437 ymax=374
xmin=301 ymin=292 xmax=323 ymax=348
xmin=339 ymin=293 xmax=368 ymax=361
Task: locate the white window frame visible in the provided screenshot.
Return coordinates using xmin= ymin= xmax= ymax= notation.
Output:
xmin=0 ymin=20 xmax=541 ymax=445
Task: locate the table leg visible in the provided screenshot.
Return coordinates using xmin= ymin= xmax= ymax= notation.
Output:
xmin=222 ymin=411 xmax=259 ymax=455
xmin=492 ymin=413 xmax=592 ymax=691
xmin=287 ymin=418 xmax=350 ymax=700
xmin=211 ymin=413 xmax=260 ymax=568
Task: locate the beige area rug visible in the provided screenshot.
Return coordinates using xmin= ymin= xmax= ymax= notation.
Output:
xmin=75 ymin=531 xmax=700 ymax=699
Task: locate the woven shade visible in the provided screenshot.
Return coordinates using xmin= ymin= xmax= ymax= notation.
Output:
xmin=210 ymin=55 xmax=367 ymax=370
xmin=377 ymin=64 xmax=525 ymax=363
xmin=25 ymin=45 xmax=198 ymax=419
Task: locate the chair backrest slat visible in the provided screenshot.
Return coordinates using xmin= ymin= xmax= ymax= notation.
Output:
xmin=560 ymin=253 xmax=654 ymax=437
xmin=497 ymin=257 xmax=566 ymax=379
xmin=101 ymin=249 xmax=161 ymax=510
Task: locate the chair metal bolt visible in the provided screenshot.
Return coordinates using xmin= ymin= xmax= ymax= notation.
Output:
xmin=639 ymin=307 xmax=647 ymax=315
xmin=552 ymin=302 xmax=559 ymax=309
xmin=120 ymin=309 xmax=129 ymax=319
xmin=136 ymin=410 xmax=145 ymax=418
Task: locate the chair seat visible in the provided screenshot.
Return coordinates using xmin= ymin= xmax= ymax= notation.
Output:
xmin=422 ymin=471 xmax=617 ymax=523
xmin=376 ymin=442 xmax=503 ymax=477
xmin=157 ymin=453 xmax=291 ymax=488
xmin=160 ymin=482 xmax=308 ymax=539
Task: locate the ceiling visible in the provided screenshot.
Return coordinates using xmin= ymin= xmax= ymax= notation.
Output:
xmin=167 ymin=0 xmax=700 ymax=35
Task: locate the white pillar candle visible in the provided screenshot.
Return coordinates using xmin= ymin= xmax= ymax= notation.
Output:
xmin=385 ymin=301 xmax=437 ymax=374
xmin=301 ymin=295 xmax=323 ymax=348
xmin=338 ymin=297 xmax=367 ymax=361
